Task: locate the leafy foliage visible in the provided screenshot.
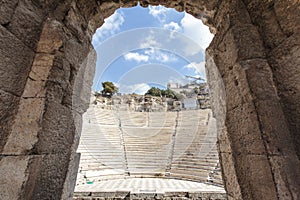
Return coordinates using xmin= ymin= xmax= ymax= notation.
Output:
xmin=101 ymin=81 xmax=118 ymax=97
xmin=145 ymin=87 xmax=183 ymax=101
xmin=145 ymin=87 xmax=162 ymax=97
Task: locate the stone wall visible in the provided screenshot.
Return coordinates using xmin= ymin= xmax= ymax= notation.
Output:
xmin=206 ymin=1 xmax=300 ymax=199
xmin=0 ymin=0 xmax=299 ymax=199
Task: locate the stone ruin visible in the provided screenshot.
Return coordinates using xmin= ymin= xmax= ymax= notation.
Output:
xmin=92 ymin=82 xmax=211 ymax=112
xmin=0 ymin=0 xmax=300 ymax=200
xmin=92 ymin=93 xmax=209 ymax=112
xmin=93 ymin=93 xmax=169 ymax=112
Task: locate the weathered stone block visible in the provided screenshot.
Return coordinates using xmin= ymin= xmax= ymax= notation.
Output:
xmin=226 ymin=103 xmax=266 ymax=155
xmin=269 ymin=155 xmax=300 ymax=199
xmin=0 ymin=0 xmax=18 ymax=25
xmin=235 ymin=154 xmax=277 ymax=200
xmin=0 ymin=25 xmax=35 ymax=96
xmin=36 ymin=20 xmax=64 ymax=53
xmin=3 ymin=98 xmax=45 ymax=154
xmin=76 ymin=0 xmax=98 ymax=22
xmin=213 ymin=0 xmax=251 ymax=32
xmin=72 ymin=80 xmax=93 ymax=114
xmin=23 ymin=53 xmax=56 ymax=98
xmin=230 ymin=24 xmax=266 ymax=61
xmin=65 ymin=38 xmax=91 ymax=66
xmin=61 ymin=153 xmax=81 ymax=200
xmin=222 ymin=64 xmax=253 ymax=112
xmin=218 ymin=152 xmax=242 ymax=200
xmin=209 ymin=24 xmax=265 ymax=79
xmin=30 ymin=153 xmax=71 ymax=200
xmin=205 ymin=51 xmax=226 ymax=125
xmin=7 ymin=0 xmax=46 ymax=49
xmin=33 ymin=100 xmax=75 ymax=154
xmin=274 ymin=1 xmax=300 ymax=36
xmin=217 ymin=128 xmax=232 ymax=153
xmin=243 ymin=59 xmax=278 ymax=101
xmin=254 ymin=99 xmax=295 ymax=155
xmin=245 ymin=1 xmax=286 ymax=49
xmin=0 ymin=89 xmax=19 ymax=153
xmin=48 ymin=56 xmax=71 ymax=84
xmin=268 ymin=34 xmax=300 ymax=158
xmin=120 ymin=0 xmax=139 ymax=8
xmin=0 ymin=156 xmax=31 ymax=200
xmin=64 ymin=3 xmax=87 ymax=41
xmin=70 ymin=49 xmax=96 ymax=113
xmin=45 ymin=56 xmax=72 ymax=104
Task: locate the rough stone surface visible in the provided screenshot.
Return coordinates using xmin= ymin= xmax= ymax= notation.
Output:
xmin=6 ymin=0 xmax=46 ymax=49
xmin=268 ymin=34 xmax=300 ymax=159
xmin=32 ymin=100 xmax=75 ymax=154
xmin=29 ymin=154 xmax=72 ymax=200
xmin=0 ymin=25 xmax=35 ymax=96
xmin=3 ymin=98 xmax=45 ymax=154
xmin=0 ymin=0 xmax=18 ymax=25
xmin=61 ymin=153 xmax=81 ymax=200
xmin=245 ymin=0 xmax=300 ymax=160
xmin=0 ymin=156 xmax=31 ymax=200
xmin=0 ymin=89 xmax=19 ymax=153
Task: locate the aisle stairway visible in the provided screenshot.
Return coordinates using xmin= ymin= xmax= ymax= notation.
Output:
xmin=169 ymin=110 xmax=222 ymax=185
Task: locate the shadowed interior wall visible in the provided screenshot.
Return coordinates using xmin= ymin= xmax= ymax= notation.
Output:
xmin=0 ymin=0 xmax=299 ymax=199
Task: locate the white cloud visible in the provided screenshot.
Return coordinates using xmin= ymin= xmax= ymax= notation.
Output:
xmin=180 ymin=13 xmax=214 ymax=50
xmin=124 ymin=49 xmax=177 ymax=64
xmin=124 ymin=52 xmax=149 ymax=62
xmin=140 ymin=35 xmax=161 ymax=49
xmin=92 ymin=11 xmax=125 ymax=43
xmin=155 ymin=51 xmax=177 ymax=63
xmin=184 ymin=62 xmax=206 ymax=78
xmin=163 ymin=22 xmax=182 ymax=31
xmin=119 ymin=83 xmax=151 ymax=94
xmin=144 ymin=48 xmax=178 ymax=63
xmin=148 ymin=5 xmax=168 ymax=22
xmin=137 ymin=34 xmax=179 ymax=63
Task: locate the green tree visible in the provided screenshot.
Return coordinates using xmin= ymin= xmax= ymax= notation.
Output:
xmin=163 ymin=88 xmax=176 ymax=98
xmin=145 ymin=87 xmax=162 ymax=97
xmin=101 ymin=81 xmax=118 ymax=97
xmin=145 ymin=87 xmax=182 ymax=100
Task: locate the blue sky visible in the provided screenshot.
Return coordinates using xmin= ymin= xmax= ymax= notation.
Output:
xmin=92 ymin=4 xmax=214 ymax=94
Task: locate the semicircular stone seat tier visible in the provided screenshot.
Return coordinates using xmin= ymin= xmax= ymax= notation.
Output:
xmin=74 ymin=178 xmax=226 ymax=199
xmin=76 ymin=105 xmax=223 ymax=188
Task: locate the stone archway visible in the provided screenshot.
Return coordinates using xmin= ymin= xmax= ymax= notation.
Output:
xmin=0 ymin=1 xmax=299 ymax=199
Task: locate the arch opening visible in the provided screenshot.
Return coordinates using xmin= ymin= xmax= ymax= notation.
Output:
xmin=73 ymin=4 xmax=227 ymax=199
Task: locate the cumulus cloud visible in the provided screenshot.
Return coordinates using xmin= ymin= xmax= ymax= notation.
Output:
xmin=144 ymin=48 xmax=178 ymax=63
xmin=140 ymin=35 xmax=161 ymax=49
xmin=92 ymin=11 xmax=125 ymax=43
xmin=183 ymin=62 xmax=206 ymax=78
xmin=148 ymin=5 xmax=169 ymax=22
xmin=119 ymin=83 xmax=151 ymax=94
xmin=124 ymin=49 xmax=177 ymax=64
xmin=180 ymin=13 xmax=214 ymax=50
xmin=124 ymin=52 xmax=149 ymax=62
xmin=163 ymin=21 xmax=182 ymax=31
xmin=124 ymin=33 xmax=179 ymax=63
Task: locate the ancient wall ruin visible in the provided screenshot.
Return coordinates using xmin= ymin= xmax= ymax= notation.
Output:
xmin=0 ymin=0 xmax=299 ymax=199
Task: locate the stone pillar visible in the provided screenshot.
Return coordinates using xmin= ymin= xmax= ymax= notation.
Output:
xmin=0 ymin=11 xmax=95 ymax=198
xmin=207 ymin=0 xmax=300 ymax=199
xmin=244 ymin=0 xmax=300 ymax=160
